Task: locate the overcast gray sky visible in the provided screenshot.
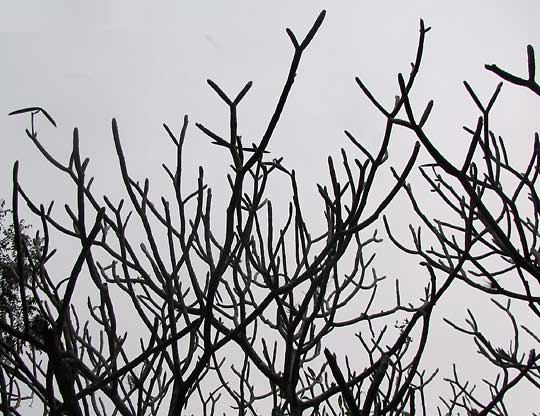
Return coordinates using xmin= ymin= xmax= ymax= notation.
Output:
xmin=2 ymin=1 xmax=540 ymax=414
xmin=2 ymin=1 xmax=539 ymax=199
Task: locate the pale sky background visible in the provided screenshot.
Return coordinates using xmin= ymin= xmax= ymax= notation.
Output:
xmin=1 ymin=1 xmax=540 ymax=414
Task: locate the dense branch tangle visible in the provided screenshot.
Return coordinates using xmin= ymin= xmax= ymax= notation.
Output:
xmin=386 ymin=42 xmax=540 ymax=415
xmin=0 ymin=10 xmax=504 ymax=416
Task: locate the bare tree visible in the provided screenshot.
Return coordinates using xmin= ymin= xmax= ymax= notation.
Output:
xmin=1 ymin=9 xmax=537 ymax=416
xmin=386 ymin=42 xmax=540 ymax=415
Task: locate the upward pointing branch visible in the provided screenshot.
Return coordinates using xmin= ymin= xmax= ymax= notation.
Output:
xmin=486 ymin=45 xmax=540 ymax=96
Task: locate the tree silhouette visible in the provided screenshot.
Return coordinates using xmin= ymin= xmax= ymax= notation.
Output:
xmin=386 ymin=44 xmax=540 ymax=416
xmin=0 ymin=10 xmax=538 ymax=416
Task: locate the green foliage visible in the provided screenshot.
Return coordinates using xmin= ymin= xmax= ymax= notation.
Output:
xmin=0 ymin=199 xmax=41 ymax=351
